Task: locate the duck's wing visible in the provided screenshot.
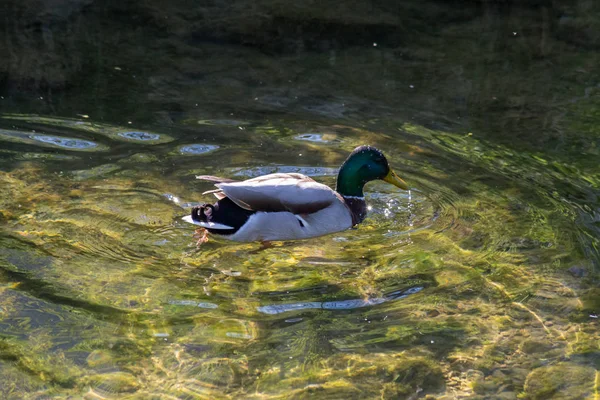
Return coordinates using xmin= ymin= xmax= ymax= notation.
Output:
xmin=196 ymin=175 xmax=236 ymax=183
xmin=216 ymin=173 xmax=339 ymax=214
xmin=197 ymin=175 xmax=234 ymax=199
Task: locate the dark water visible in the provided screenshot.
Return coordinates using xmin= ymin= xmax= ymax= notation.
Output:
xmin=1 ymin=1 xmax=600 ymax=399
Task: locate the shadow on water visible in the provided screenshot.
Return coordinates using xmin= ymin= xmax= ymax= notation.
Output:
xmin=1 ymin=0 xmax=600 ymax=398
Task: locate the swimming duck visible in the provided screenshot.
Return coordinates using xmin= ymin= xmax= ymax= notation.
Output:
xmin=182 ymin=145 xmax=409 ymax=242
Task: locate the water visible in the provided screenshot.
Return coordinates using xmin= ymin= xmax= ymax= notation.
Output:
xmin=1 ymin=1 xmax=600 ymax=399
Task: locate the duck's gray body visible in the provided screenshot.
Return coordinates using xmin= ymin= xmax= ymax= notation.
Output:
xmin=183 ymin=173 xmax=358 ymax=242
xmin=184 ymin=145 xmax=410 ymax=243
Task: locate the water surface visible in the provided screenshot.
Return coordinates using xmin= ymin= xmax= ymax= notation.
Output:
xmin=1 ymin=1 xmax=600 ymax=399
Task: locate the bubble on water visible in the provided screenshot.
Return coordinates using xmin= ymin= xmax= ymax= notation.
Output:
xmin=30 ymin=134 xmax=98 ymax=149
xmin=179 ymin=144 xmax=219 ymax=155
xmin=118 ymin=131 xmax=161 ymax=141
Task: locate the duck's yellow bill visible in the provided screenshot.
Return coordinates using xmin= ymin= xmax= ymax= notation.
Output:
xmin=383 ymin=169 xmax=409 ymax=190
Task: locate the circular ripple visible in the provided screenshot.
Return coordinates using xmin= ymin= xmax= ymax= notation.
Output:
xmin=118 ymin=131 xmax=161 ymax=141
xmin=179 ymin=144 xmax=219 ymax=155
xmin=0 ymin=128 xmax=108 ymax=151
xmin=1 ymin=115 xmax=173 ymax=144
xmin=30 ymin=134 xmax=98 ymax=149
xmin=294 ymin=133 xmax=329 ymax=143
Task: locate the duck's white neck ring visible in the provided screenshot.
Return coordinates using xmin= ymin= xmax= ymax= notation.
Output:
xmin=342 ymin=195 xmax=365 ymax=200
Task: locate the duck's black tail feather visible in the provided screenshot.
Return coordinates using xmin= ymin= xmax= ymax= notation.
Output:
xmin=191 ymin=198 xmax=255 ymax=235
xmin=191 ymin=204 xmax=213 ymax=223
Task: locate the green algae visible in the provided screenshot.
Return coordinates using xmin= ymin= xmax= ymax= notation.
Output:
xmin=523 ymin=363 xmax=596 ymax=400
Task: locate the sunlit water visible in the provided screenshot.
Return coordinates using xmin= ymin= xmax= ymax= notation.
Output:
xmin=0 ymin=108 xmax=598 ymax=399
xmin=2 ymin=3 xmax=600 ymax=396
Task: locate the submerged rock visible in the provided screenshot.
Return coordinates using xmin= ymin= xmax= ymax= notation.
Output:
xmin=568 ymin=266 xmax=588 ymax=278
xmin=524 ymin=363 xmax=595 ymax=400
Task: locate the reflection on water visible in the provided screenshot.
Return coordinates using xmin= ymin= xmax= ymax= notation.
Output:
xmin=257 ymin=286 xmax=424 ymax=314
xmin=178 ymin=143 xmax=220 ymax=155
xmin=293 ymin=133 xmax=341 ymax=144
xmin=118 ymin=131 xmax=161 ymax=141
xmin=231 ymin=165 xmax=339 ymax=177
xmin=0 ymin=110 xmax=597 ymax=399
xmin=0 ymin=128 xmax=108 ymax=151
xmin=30 ymin=134 xmax=99 ymax=149
xmin=3 ymin=115 xmax=174 ymax=144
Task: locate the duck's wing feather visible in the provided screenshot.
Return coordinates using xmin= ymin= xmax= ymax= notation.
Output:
xmin=202 ymin=188 xmax=227 ymax=200
xmin=216 ymin=173 xmax=338 ymax=214
xmin=197 ymin=175 xmax=234 ymax=199
xmin=196 ymin=175 xmax=236 ymax=183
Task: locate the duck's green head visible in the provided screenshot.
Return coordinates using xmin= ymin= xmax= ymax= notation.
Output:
xmin=336 ymin=145 xmax=409 ymax=197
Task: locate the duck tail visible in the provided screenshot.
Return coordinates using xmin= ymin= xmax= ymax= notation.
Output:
xmin=191 ymin=204 xmax=215 ymax=223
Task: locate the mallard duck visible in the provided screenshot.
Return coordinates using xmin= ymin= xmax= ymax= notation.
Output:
xmin=182 ymin=145 xmax=409 ymax=242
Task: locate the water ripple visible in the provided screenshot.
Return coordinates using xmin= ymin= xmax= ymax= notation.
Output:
xmin=0 ymin=128 xmax=108 ymax=151
xmin=293 ymin=133 xmax=335 ymax=143
xmin=178 ymin=144 xmax=220 ymax=155
xmin=230 ymin=165 xmax=338 ymax=177
xmin=257 ymin=286 xmax=424 ymax=315
xmin=117 ymin=131 xmax=161 ymax=141
xmin=1 ymin=115 xmax=173 ymax=144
